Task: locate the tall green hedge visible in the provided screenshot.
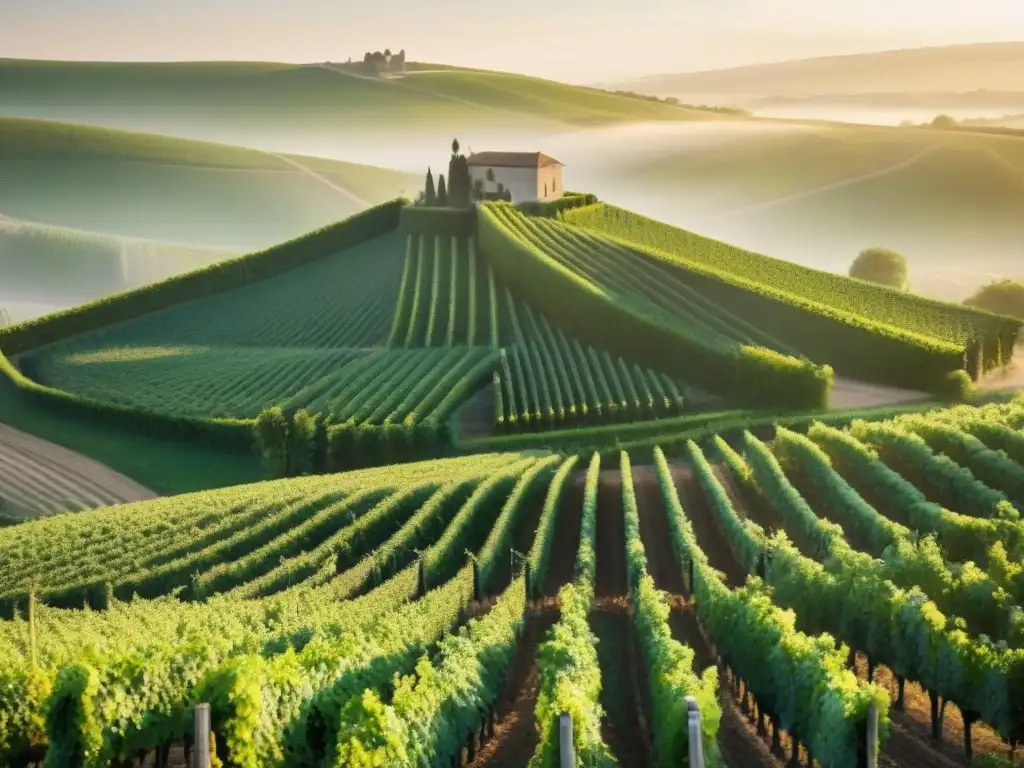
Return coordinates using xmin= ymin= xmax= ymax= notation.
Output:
xmin=0 ymin=351 xmax=252 ymax=448
xmin=0 ymin=198 xmax=408 ymax=355
xmin=399 ymin=206 xmax=475 ymax=238
xmin=476 ymin=204 xmax=832 ymax=410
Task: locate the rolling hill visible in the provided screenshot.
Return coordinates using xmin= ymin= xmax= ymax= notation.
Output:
xmin=553 ymin=119 xmax=1024 ymax=301
xmin=1 ymin=194 xmax=1018 ymax=496
xmin=621 ymin=41 xmax=1024 ymax=98
xmin=0 ymin=59 xmax=715 ymax=158
xmin=0 ymin=116 xmax=420 ymax=319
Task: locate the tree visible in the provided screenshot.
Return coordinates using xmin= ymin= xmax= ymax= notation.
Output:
xmin=254 ymin=407 xmax=322 ymax=478
xmin=287 ymin=409 xmax=320 ymax=476
xmin=849 ymin=247 xmax=909 ymax=291
xmin=254 ymin=407 xmax=290 ymax=478
xmin=964 ymin=278 xmax=1024 ymax=319
xmin=437 ymin=174 xmax=448 ymax=206
xmin=931 ymin=114 xmax=958 ymax=129
xmin=452 ymin=138 xmax=460 ymax=155
xmin=425 ymin=167 xmax=436 ymax=205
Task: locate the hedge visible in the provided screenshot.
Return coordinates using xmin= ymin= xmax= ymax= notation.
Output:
xmin=0 ymin=198 xmax=408 ymax=355
xmin=0 ymin=351 xmax=253 ymax=449
xmin=518 ymin=192 xmax=599 ymax=218
xmin=399 ymin=205 xmax=476 ymax=237
xmin=476 ymin=203 xmax=832 ymax=410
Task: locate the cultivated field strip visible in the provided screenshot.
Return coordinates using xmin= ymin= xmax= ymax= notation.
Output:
xmin=3 ymin=401 xmax=1024 ymax=766
xmin=390 ymin=226 xmax=694 ymax=431
xmin=494 ymin=287 xmax=687 ymax=430
xmin=560 ymin=203 xmax=1022 ymax=391
xmin=0 ymin=423 xmax=154 ymax=519
xmin=22 ymin=230 xmax=409 ymax=419
xmin=563 ymin=203 xmax=1020 ymax=358
xmin=493 ymin=204 xmax=798 ymax=357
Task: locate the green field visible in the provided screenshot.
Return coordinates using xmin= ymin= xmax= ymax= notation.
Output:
xmin=2 ymin=397 xmax=1024 ymax=765
xmin=0 ymin=219 xmax=234 ymax=305
xmin=0 ymin=117 xmax=419 ymax=248
xmin=0 ymin=59 xmax=713 ymax=154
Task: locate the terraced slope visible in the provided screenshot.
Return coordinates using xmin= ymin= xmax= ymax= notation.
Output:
xmin=4 ymin=399 xmax=1024 ymax=765
xmin=559 ymin=203 xmax=1022 ymax=391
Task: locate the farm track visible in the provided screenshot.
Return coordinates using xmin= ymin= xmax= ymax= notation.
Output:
xmin=265 ymin=152 xmax=371 ymax=207
xmin=468 ymin=608 xmax=557 ymax=768
xmin=713 ymin=457 xmax=1012 ymax=766
xmin=720 ymin=141 xmax=947 ymax=218
xmin=591 ymin=469 xmax=653 ymax=767
xmin=0 ymin=423 xmax=155 ymax=518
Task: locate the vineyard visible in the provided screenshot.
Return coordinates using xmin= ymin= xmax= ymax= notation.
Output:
xmin=559 ymin=203 xmax=1022 ymax=393
xmin=387 ymin=230 xmax=693 ymax=429
xmin=1 ymin=396 xmax=1024 ymax=766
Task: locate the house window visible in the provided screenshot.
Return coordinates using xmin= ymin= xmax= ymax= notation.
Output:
xmin=544 ymin=182 xmax=548 ymax=197
xmin=553 ymin=178 xmax=557 ymax=193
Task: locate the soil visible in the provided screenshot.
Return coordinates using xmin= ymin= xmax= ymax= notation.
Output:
xmin=594 ymin=469 xmax=627 ymax=598
xmin=543 ymin=470 xmax=584 ymax=595
xmin=856 ymin=654 xmax=1016 ymax=767
xmin=0 ymin=423 xmax=156 ymax=518
xmin=630 ymin=464 xmax=686 ymax=594
xmin=590 ymin=606 xmax=654 ymax=768
xmin=486 ymin=486 xmax=547 ymax=597
xmin=590 ymin=466 xmax=654 ymax=767
xmin=469 ymin=609 xmax=558 ymax=768
xmin=829 ymin=376 xmax=933 ymax=410
xmin=457 ymin=382 xmax=497 ymax=442
xmin=672 ymin=464 xmax=751 ymax=588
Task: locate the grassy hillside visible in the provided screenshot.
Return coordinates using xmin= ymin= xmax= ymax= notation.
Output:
xmin=0 ymin=117 xmax=419 ymax=248
xmin=571 ymin=120 xmax=1024 ymax=300
xmin=0 ymin=59 xmax=712 ymax=154
xmin=624 ymin=41 xmax=1024 ymax=96
xmin=0 ymin=219 xmax=234 ymax=308
xmin=557 ymin=202 xmax=1020 ymax=391
xmin=2 ymin=398 xmax=1024 ymax=765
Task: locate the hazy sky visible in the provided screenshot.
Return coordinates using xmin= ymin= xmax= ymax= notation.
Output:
xmin=3 ymin=0 xmax=1023 ymax=82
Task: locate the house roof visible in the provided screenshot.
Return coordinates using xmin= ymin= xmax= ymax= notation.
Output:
xmin=466 ymin=151 xmax=564 ymax=168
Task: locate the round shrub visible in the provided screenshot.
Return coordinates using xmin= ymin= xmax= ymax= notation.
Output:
xmin=849 ymin=247 xmax=909 ymax=291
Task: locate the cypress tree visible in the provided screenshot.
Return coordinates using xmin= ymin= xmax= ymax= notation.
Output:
xmin=425 ymin=167 xmax=436 ymax=205
xmin=437 ymin=174 xmax=448 ymax=206
xmin=447 ymin=154 xmax=461 ymax=206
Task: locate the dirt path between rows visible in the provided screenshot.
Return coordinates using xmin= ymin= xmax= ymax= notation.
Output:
xmin=543 ymin=471 xmax=584 ymax=595
xmin=0 ymin=423 xmax=156 ymax=518
xmin=631 ymin=463 xmax=783 ymax=768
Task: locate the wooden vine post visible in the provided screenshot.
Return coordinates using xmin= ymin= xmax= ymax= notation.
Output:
xmin=856 ymin=701 xmax=878 ymax=768
xmin=558 ymin=712 xmax=575 ymax=768
xmin=686 ymin=696 xmax=705 ymax=768
xmin=194 ymin=703 xmax=211 ymax=768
